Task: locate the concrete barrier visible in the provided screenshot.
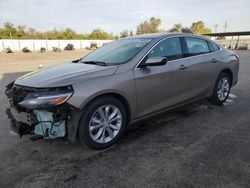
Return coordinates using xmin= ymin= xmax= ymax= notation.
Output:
xmin=0 ymin=39 xmax=113 ymax=52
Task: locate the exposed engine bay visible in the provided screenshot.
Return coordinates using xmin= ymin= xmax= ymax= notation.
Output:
xmin=5 ymin=81 xmax=81 ymax=142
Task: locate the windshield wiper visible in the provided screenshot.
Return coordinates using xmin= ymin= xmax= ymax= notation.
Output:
xmin=82 ymin=61 xmax=107 ymax=66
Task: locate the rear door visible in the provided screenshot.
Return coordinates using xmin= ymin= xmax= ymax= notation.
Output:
xmin=183 ymin=37 xmax=219 ymax=96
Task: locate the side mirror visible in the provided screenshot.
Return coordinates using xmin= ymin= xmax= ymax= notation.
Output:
xmin=139 ymin=56 xmax=167 ymax=67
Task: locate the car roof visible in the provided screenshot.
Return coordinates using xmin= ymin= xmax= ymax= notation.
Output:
xmin=127 ymin=32 xmax=194 ymax=39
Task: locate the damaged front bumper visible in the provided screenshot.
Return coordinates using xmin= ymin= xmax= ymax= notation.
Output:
xmin=5 ymin=82 xmax=82 ymax=143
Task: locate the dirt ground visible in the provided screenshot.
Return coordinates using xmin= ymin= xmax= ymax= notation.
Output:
xmin=0 ymin=50 xmax=250 ymax=188
xmin=0 ymin=50 xmax=91 ymax=77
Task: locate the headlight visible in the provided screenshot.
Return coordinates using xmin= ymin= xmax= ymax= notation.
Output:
xmin=19 ymin=92 xmax=73 ymax=109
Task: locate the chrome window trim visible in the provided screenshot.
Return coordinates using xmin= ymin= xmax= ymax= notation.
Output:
xmin=134 ymin=35 xmax=223 ymax=70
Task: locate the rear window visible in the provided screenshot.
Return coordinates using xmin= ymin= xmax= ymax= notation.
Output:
xmin=208 ymin=41 xmax=220 ymax=52
xmin=185 ymin=37 xmax=210 ymax=56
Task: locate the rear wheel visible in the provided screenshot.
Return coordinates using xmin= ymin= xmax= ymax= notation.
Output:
xmin=78 ymin=96 xmax=127 ymax=150
xmin=209 ymin=72 xmax=231 ymax=105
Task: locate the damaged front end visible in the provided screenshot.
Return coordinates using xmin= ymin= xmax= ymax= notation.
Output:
xmin=5 ymin=82 xmax=80 ymax=142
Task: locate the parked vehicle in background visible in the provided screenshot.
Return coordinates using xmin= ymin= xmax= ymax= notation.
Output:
xmin=22 ymin=47 xmax=31 ymax=53
xmin=4 ymin=47 xmax=14 ymax=53
xmin=52 ymin=47 xmax=61 ymax=52
xmin=64 ymin=44 xmax=75 ymax=51
xmin=40 ymin=47 xmax=46 ymax=53
xmin=5 ymin=33 xmax=239 ymax=150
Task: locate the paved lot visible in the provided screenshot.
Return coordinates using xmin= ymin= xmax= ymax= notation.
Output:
xmin=0 ymin=50 xmax=250 ymax=188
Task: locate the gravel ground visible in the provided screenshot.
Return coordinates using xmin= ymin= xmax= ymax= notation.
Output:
xmin=0 ymin=50 xmax=249 ymax=188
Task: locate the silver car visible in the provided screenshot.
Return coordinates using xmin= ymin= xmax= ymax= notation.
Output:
xmin=5 ymin=33 xmax=239 ymax=149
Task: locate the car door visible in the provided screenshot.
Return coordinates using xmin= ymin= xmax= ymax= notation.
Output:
xmin=134 ymin=37 xmax=199 ymax=117
xmin=183 ymin=37 xmax=218 ymax=97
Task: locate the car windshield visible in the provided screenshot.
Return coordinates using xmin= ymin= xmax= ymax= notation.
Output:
xmin=81 ymin=38 xmax=151 ymax=65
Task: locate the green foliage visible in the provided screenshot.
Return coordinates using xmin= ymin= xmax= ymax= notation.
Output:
xmin=88 ymin=28 xmax=116 ymax=40
xmin=202 ymin=27 xmax=212 ymax=34
xmin=181 ymin=27 xmax=192 ymax=33
xmin=0 ymin=22 xmax=17 ymax=38
xmin=0 ymin=22 xmax=115 ymax=40
xmin=190 ymin=21 xmax=211 ymax=35
xmin=190 ymin=21 xmax=204 ymax=35
xmin=0 ymin=20 xmax=212 ymax=40
xmin=169 ymin=23 xmax=183 ymax=33
xmin=120 ymin=30 xmax=129 ymax=38
xmin=136 ymin=17 xmax=162 ymax=34
xmin=169 ymin=24 xmax=192 ymax=34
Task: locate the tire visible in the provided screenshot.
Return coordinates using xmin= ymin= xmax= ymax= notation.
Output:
xmin=78 ymin=96 xmax=127 ymax=150
xmin=208 ymin=72 xmax=232 ymax=105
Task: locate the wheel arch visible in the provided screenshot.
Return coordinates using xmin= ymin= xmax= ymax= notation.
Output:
xmin=72 ymin=92 xmax=131 ymax=143
xmin=220 ymin=68 xmax=233 ymax=84
xmin=81 ymin=92 xmax=131 ymax=123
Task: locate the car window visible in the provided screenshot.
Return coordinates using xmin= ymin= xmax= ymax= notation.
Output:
xmin=208 ymin=41 xmax=220 ymax=52
xmin=148 ymin=37 xmax=184 ymax=61
xmin=185 ymin=37 xmax=210 ymax=56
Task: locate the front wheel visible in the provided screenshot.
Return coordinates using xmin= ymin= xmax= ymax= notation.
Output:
xmin=78 ymin=96 xmax=127 ymax=150
xmin=208 ymin=72 xmax=231 ymax=105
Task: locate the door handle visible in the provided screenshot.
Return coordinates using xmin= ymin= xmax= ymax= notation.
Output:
xmin=179 ymin=64 xmax=188 ymax=70
xmin=211 ymin=58 xmax=218 ymax=63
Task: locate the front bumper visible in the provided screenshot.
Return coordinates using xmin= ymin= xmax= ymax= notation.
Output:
xmin=6 ymin=105 xmax=68 ymax=139
xmin=5 ymin=101 xmax=82 ymax=143
xmin=5 ymin=83 xmax=83 ymax=143
xmin=6 ymin=108 xmax=33 ymax=137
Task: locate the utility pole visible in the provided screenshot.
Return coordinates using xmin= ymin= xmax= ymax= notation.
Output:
xmin=224 ymin=21 xmax=228 ymax=32
xmin=214 ymin=24 xmax=219 ymax=33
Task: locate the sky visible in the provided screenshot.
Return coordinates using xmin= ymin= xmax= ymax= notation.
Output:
xmin=0 ymin=0 xmax=249 ymax=34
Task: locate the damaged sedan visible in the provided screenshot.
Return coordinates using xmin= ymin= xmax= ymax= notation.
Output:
xmin=5 ymin=33 xmax=239 ymax=149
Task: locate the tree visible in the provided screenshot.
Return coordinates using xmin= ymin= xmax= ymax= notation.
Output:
xmin=136 ymin=17 xmax=162 ymax=34
xmin=16 ymin=25 xmax=26 ymax=38
xmin=88 ymin=28 xmax=115 ymax=39
xmin=190 ymin=21 xmax=211 ymax=35
xmin=202 ymin=27 xmax=212 ymax=34
xmin=181 ymin=27 xmax=192 ymax=33
xmin=169 ymin=23 xmax=182 ymax=33
xmin=0 ymin=22 xmax=17 ymax=38
xmin=63 ymin=28 xmax=77 ymax=39
xmin=120 ymin=30 xmax=129 ymax=38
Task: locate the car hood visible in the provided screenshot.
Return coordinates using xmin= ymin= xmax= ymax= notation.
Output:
xmin=15 ymin=62 xmax=118 ymax=87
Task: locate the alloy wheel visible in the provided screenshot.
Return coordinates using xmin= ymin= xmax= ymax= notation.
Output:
xmin=217 ymin=77 xmax=230 ymax=101
xmin=88 ymin=105 xmax=122 ymax=144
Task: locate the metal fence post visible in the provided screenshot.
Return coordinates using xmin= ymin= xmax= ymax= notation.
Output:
xmin=18 ymin=40 xmax=21 ymax=51
xmin=1 ymin=40 xmax=4 ymax=51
